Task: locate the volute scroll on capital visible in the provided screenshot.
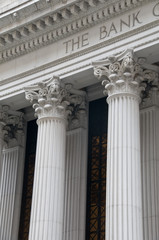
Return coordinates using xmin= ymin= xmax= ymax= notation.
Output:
xmin=24 ymin=75 xmax=87 ymax=122
xmin=92 ymin=49 xmax=147 ymax=101
xmin=92 ymin=49 xmax=159 ymax=105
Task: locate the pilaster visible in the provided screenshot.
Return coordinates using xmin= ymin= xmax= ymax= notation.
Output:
xmin=0 ymin=106 xmax=8 ymax=183
xmin=140 ymin=77 xmax=159 ymax=240
xmin=0 ymin=107 xmax=25 ymax=240
xmin=63 ymin=98 xmax=88 ymax=240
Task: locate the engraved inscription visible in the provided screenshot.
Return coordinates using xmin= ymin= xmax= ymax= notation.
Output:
xmin=63 ymin=33 xmax=89 ymax=54
xmin=62 ymin=2 xmax=159 ymax=55
xmin=100 ymin=11 xmax=142 ymax=40
xmin=153 ymin=3 xmax=159 ymax=16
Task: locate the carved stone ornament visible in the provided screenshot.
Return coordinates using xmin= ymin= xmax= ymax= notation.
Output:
xmin=140 ymin=70 xmax=159 ymax=108
xmin=67 ymin=94 xmax=87 ymax=130
xmin=25 ymin=75 xmax=86 ymax=122
xmin=93 ymin=49 xmax=148 ymax=102
xmin=0 ymin=105 xmax=24 ymax=148
xmin=0 ymin=0 xmax=145 ymax=63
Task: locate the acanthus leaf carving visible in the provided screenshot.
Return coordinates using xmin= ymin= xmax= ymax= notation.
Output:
xmin=67 ymin=94 xmax=87 ymax=130
xmin=140 ymin=69 xmax=159 ymax=108
xmin=93 ymin=49 xmax=146 ymax=101
xmin=25 ymin=75 xmax=87 ymax=122
xmin=93 ymin=49 xmax=159 ymax=105
xmin=0 ymin=105 xmax=24 ymax=148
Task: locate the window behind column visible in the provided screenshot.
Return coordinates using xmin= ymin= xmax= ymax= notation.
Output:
xmin=86 ymin=98 xmax=108 ymax=240
xmin=18 ymin=120 xmax=37 ymax=240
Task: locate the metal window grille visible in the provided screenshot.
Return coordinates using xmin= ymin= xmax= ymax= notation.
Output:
xmin=86 ymin=98 xmax=108 ymax=240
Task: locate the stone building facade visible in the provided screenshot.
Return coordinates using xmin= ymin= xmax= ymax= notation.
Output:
xmin=0 ymin=0 xmax=159 ymax=240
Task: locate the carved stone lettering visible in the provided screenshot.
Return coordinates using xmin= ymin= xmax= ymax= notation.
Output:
xmin=120 ymin=15 xmax=131 ymax=32
xmin=63 ymin=40 xmax=72 ymax=54
xmin=81 ymin=33 xmax=89 ymax=47
xmin=63 ymin=32 xmax=89 ymax=54
xmin=108 ymin=23 xmax=118 ymax=37
xmin=132 ymin=11 xmax=142 ymax=26
xmin=153 ymin=3 xmax=159 ymax=16
xmin=60 ymin=2 xmax=158 ymax=57
xmin=100 ymin=26 xmax=107 ymax=40
xmin=99 ymin=11 xmax=142 ymax=40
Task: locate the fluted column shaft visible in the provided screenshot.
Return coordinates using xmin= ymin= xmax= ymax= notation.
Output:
xmin=0 ymin=146 xmax=24 ymax=240
xmin=29 ymin=117 xmax=66 ymax=240
xmin=0 ymin=107 xmax=24 ymax=240
xmin=25 ymin=76 xmax=86 ymax=240
xmin=140 ymin=91 xmax=159 ymax=240
xmin=0 ymin=123 xmax=5 ymax=183
xmin=106 ymin=94 xmax=142 ymax=240
xmin=93 ymin=49 xmax=146 ymax=240
xmin=63 ymin=128 xmax=87 ymax=240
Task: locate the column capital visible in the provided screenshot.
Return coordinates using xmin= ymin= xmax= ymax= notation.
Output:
xmin=93 ymin=49 xmax=147 ymax=101
xmin=141 ymin=70 xmax=159 ymax=108
xmin=67 ymin=95 xmax=87 ymax=130
xmin=25 ymin=75 xmax=86 ymax=122
xmin=0 ymin=105 xmax=24 ymax=148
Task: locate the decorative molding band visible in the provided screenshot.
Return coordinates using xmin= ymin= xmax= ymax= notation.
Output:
xmin=0 ymin=0 xmax=146 ymax=63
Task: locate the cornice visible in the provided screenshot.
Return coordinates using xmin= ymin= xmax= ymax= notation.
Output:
xmin=0 ymin=0 xmax=148 ymax=63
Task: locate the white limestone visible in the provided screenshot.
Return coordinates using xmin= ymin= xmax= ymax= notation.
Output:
xmin=25 ymin=76 xmax=86 ymax=240
xmin=0 ymin=109 xmax=25 ymax=240
xmin=0 ymin=146 xmax=24 ymax=240
xmin=63 ymin=128 xmax=87 ymax=240
xmin=1 ymin=1 xmax=159 ymax=108
xmin=93 ymin=49 xmax=144 ymax=240
xmin=0 ymin=123 xmax=6 ymax=184
xmin=140 ymin=89 xmax=159 ymax=240
xmin=29 ymin=116 xmax=66 ymax=240
xmin=0 ymin=1 xmax=159 ymax=240
xmin=106 ymin=94 xmax=143 ymax=240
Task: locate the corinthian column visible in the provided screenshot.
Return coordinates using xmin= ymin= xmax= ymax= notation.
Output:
xmin=25 ymin=76 xmax=86 ymax=240
xmin=93 ymin=49 xmax=145 ymax=240
xmin=140 ymin=72 xmax=159 ymax=240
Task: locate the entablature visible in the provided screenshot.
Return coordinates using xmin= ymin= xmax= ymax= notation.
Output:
xmin=0 ymin=0 xmax=150 ymax=63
